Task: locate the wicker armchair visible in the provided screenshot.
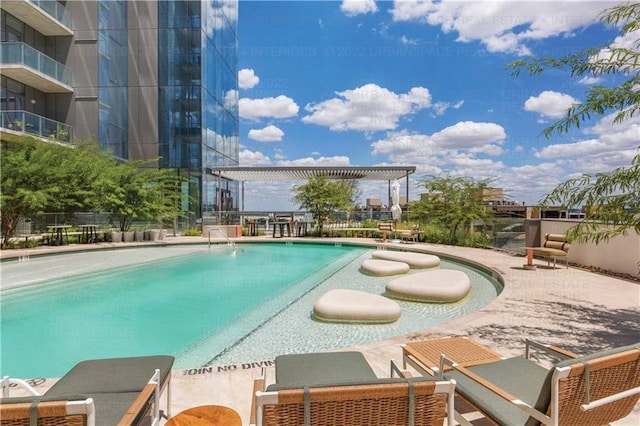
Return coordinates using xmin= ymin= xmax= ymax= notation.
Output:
xmin=1 ymin=355 xmax=174 ymax=426
xmin=442 ymin=340 xmax=640 ymax=426
xmin=0 ymin=393 xmax=95 ymax=426
xmin=250 ymin=351 xmax=455 ymax=426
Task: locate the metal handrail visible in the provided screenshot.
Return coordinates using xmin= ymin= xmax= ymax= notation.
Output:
xmin=208 ymin=227 xmax=236 ymax=249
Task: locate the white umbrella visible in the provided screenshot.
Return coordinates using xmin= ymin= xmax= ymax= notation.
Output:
xmin=391 ymin=180 xmax=402 ymax=221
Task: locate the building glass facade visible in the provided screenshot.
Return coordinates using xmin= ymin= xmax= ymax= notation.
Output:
xmin=158 ymin=0 xmax=239 ymax=219
xmin=1 ymin=0 xmax=239 ymax=224
xmin=98 ymin=0 xmax=128 ymax=159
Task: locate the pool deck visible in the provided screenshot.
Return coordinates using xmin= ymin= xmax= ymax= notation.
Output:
xmin=2 ymin=235 xmax=639 ymax=425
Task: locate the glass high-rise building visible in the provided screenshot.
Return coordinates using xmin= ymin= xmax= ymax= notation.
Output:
xmin=1 ymin=0 xmax=239 ymax=223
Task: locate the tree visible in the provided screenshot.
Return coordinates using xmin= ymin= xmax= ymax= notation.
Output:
xmin=1 ymin=139 xmax=54 ymax=248
xmin=292 ymin=175 xmax=358 ymax=236
xmin=508 ymin=2 xmax=640 ymax=244
xmin=1 ymin=138 xmax=112 ymax=248
xmin=97 ymin=160 xmax=186 ymax=232
xmin=413 ymin=175 xmax=493 ymax=245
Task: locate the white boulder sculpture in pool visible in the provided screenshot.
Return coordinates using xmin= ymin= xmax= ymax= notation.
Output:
xmin=371 ymin=251 xmax=440 ymax=269
xmin=386 ymin=269 xmax=470 ymax=303
xmin=313 ymin=289 xmax=401 ymax=323
xmin=360 ymin=259 xmax=410 ymax=276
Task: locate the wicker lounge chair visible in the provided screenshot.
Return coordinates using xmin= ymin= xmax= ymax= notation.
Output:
xmin=441 ymin=340 xmax=640 ymax=426
xmin=1 ymin=355 xmax=174 ymax=426
xmin=250 ymin=351 xmax=456 ymax=426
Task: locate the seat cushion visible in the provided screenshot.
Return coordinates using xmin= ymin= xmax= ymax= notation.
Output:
xmin=46 ymin=355 xmax=174 ymax=395
xmin=444 ymin=356 xmax=549 ymax=426
xmin=269 ymin=352 xmax=378 ymax=390
xmin=82 ymin=392 xmax=142 ymax=425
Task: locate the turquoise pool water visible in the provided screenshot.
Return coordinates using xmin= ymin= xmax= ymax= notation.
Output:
xmin=1 ymin=243 xmax=361 ymax=378
xmin=1 ymin=243 xmax=502 ymax=379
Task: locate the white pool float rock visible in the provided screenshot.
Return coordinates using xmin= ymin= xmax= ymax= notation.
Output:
xmin=313 ymin=289 xmax=401 ymax=323
xmin=360 ymin=259 xmax=410 ymax=276
xmin=371 ymin=251 xmax=440 ymax=269
xmin=386 ymin=269 xmax=470 ymax=303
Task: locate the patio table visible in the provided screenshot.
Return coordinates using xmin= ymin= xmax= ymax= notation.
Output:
xmin=46 ymin=225 xmax=72 ymax=246
xmin=80 ymin=224 xmax=99 ymax=243
xmin=402 ymin=336 xmax=502 ymax=376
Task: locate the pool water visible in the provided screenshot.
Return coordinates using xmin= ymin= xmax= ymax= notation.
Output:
xmin=1 ymin=243 xmax=361 ymax=378
xmin=1 ymin=243 xmax=502 ymax=379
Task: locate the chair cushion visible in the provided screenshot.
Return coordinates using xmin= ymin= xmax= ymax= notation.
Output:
xmin=270 ymin=352 xmax=377 ymax=390
xmin=46 ymin=355 xmax=174 ymax=395
xmin=446 ymin=342 xmax=640 ymax=426
xmin=444 ymin=356 xmax=549 ymax=426
xmin=82 ymin=392 xmax=142 ymax=425
xmin=529 ymin=341 xmax=640 ymax=425
xmin=532 ymin=247 xmax=567 ymax=257
xmin=0 ymin=394 xmax=90 ymax=404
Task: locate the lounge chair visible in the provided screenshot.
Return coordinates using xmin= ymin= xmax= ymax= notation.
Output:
xmin=250 ymin=351 xmax=456 ymax=426
xmin=532 ymin=233 xmax=570 ymax=268
xmin=1 ymin=355 xmax=174 ymax=426
xmin=441 ymin=340 xmax=640 ymax=426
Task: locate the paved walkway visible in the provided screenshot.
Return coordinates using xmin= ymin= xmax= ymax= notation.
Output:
xmin=2 ymin=236 xmax=639 ymax=425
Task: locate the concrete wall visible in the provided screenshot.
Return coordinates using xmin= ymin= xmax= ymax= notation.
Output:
xmin=539 ymin=219 xmax=640 ymax=277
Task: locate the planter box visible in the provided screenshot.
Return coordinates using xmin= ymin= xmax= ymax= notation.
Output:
xmin=134 ymin=231 xmax=144 ymax=242
xmin=111 ymin=231 xmax=122 ymax=243
xmin=123 ymin=231 xmax=135 ymax=243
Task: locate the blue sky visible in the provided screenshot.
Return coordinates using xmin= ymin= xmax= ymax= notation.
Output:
xmin=235 ymin=0 xmax=639 ymax=211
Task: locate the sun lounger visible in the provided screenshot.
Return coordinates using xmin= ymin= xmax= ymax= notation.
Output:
xmin=441 ymin=340 xmax=640 ymax=426
xmin=1 ymin=355 xmax=174 ymax=426
xmin=251 ymin=351 xmax=456 ymax=425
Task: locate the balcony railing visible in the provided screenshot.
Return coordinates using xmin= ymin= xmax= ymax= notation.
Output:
xmin=0 ymin=0 xmax=72 ymax=36
xmin=31 ymin=0 xmax=73 ymax=30
xmin=1 ymin=110 xmax=72 ymax=143
xmin=1 ymin=42 xmax=73 ymax=89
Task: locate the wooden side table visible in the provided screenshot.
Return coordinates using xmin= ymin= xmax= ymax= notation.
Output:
xmin=402 ymin=336 xmax=503 ymax=376
xmin=166 ymin=405 xmax=241 ymax=426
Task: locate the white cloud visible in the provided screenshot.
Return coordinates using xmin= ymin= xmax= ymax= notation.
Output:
xmin=578 ymin=76 xmax=601 ymax=85
xmin=238 ymin=69 xmax=260 ymax=89
xmin=302 ymin=83 xmax=432 ymax=132
xmin=341 ymin=0 xmax=378 ymax=16
xmin=524 ymin=90 xmax=579 ymax=119
xmin=239 ymin=95 xmax=300 ymax=120
xmin=277 ymin=156 xmax=352 ymax=167
xmin=224 ymin=90 xmax=237 ymax=111
xmin=239 ymin=149 xmax=272 ymax=166
xmin=248 ymin=125 xmax=285 ymax=142
xmin=400 ymin=35 xmax=418 ymax=45
xmin=592 ymin=30 xmax=640 ymax=72
xmin=432 ymin=100 xmax=464 ymax=116
xmin=431 ymin=121 xmax=506 ymax=149
xmin=390 ymin=0 xmax=603 ymax=55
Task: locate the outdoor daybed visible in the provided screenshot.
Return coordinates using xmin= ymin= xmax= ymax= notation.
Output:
xmin=250 ymin=351 xmax=456 ymax=426
xmin=1 ymin=355 xmax=174 ymax=426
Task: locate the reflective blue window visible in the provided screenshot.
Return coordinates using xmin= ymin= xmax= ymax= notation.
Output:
xmin=98 ymin=0 xmax=127 ymax=156
xmin=158 ymin=0 xmax=238 ymax=215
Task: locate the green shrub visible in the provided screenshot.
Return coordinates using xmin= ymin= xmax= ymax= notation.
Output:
xmin=182 ymin=227 xmax=201 ymax=236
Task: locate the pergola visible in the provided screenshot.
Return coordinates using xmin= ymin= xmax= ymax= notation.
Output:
xmin=211 ymin=166 xmax=416 ymax=212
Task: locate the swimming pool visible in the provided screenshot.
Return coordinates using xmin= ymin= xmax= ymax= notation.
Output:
xmin=1 ymin=242 xmax=502 ymax=378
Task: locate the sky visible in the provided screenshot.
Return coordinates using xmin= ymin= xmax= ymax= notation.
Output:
xmin=235 ymin=0 xmax=640 ymax=211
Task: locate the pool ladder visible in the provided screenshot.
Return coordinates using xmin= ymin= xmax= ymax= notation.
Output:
xmin=208 ymin=227 xmax=237 ymax=250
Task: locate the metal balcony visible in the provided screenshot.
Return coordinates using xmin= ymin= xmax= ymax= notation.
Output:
xmin=0 ymin=42 xmax=73 ymax=93
xmin=0 ymin=0 xmax=72 ymax=36
xmin=1 ymin=110 xmax=72 ymax=144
